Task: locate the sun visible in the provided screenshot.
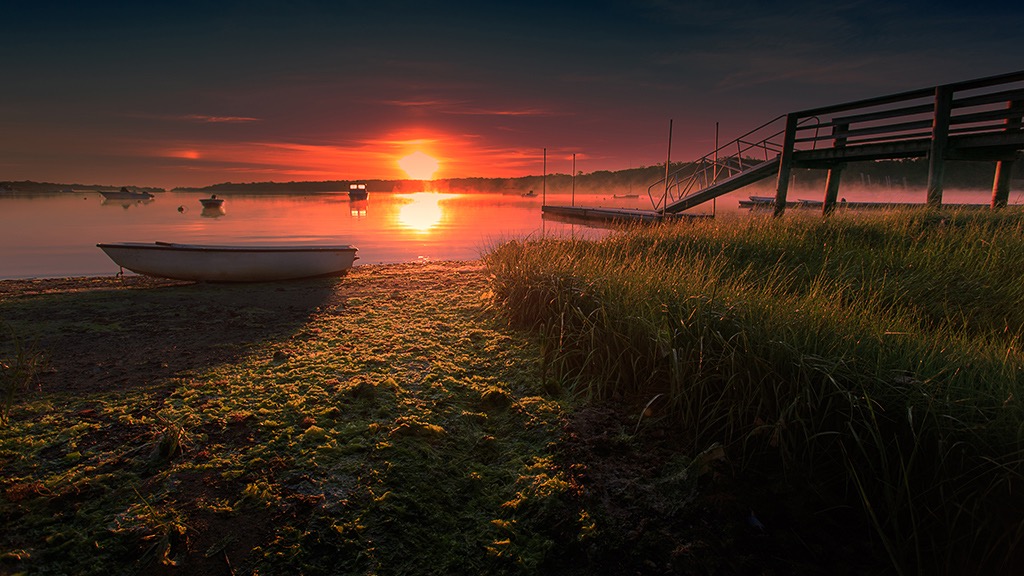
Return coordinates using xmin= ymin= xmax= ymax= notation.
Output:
xmin=398 ymin=151 xmax=440 ymax=180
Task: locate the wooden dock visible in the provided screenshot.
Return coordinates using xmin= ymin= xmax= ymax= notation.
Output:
xmin=550 ymin=70 xmax=1023 ymax=223
xmin=541 ymin=205 xmax=708 ymax=225
xmin=738 ymin=197 xmax=1014 ymax=211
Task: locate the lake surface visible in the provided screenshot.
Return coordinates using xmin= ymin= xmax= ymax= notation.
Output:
xmin=0 ymin=189 xmax=632 ymax=279
xmin=0 ymin=186 xmax=1005 ymax=280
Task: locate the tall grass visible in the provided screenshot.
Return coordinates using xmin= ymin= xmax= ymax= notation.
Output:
xmin=484 ymin=209 xmax=1024 ymax=575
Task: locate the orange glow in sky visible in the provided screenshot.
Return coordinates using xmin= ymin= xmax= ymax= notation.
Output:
xmin=398 ymin=151 xmax=440 ymax=180
xmin=7 ymin=2 xmax=1022 ymax=192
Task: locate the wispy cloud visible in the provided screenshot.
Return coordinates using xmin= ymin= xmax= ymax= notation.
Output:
xmin=378 ymin=97 xmax=557 ymax=117
xmin=446 ymin=107 xmax=555 ymax=117
xmin=379 ymin=99 xmax=460 ymax=108
xmin=179 ymin=114 xmax=261 ymax=123
xmin=124 ymin=112 xmax=263 ymax=124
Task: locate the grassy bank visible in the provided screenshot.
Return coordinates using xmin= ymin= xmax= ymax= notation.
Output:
xmin=485 ymin=209 xmax=1024 ymax=575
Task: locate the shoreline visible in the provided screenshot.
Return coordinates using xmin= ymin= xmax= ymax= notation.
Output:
xmin=0 ymin=261 xmax=475 ymax=299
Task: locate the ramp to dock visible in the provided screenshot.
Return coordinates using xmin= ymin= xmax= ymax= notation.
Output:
xmin=663 ymin=157 xmax=779 ymax=213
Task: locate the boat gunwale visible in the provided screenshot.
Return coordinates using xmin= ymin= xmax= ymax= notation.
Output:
xmin=96 ymin=242 xmax=358 ymax=254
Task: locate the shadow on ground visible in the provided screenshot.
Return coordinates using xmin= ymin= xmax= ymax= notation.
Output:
xmin=0 ymin=275 xmax=343 ymax=396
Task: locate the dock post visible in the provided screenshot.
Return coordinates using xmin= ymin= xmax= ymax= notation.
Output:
xmin=926 ymin=85 xmax=953 ymax=208
xmin=664 ymin=119 xmax=673 ymax=210
xmin=823 ymin=122 xmax=848 ymax=216
xmin=773 ymin=114 xmax=799 ymax=217
xmin=823 ymin=167 xmax=844 ymax=216
xmin=992 ymin=160 xmax=1015 ymax=208
xmin=542 ymin=148 xmax=546 ymax=205
xmin=991 ymin=101 xmax=1023 ymax=209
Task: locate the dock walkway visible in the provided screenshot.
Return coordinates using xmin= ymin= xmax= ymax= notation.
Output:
xmin=546 ymin=69 xmax=1024 ymax=222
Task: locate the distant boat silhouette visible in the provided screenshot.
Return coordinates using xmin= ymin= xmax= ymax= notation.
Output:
xmin=200 ymin=195 xmax=225 ymax=208
xmin=102 ymin=187 xmax=154 ymax=200
xmin=349 ymin=184 xmax=368 ymax=200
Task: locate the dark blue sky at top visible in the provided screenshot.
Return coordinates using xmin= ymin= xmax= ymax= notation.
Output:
xmin=2 ymin=0 xmax=1023 ymax=187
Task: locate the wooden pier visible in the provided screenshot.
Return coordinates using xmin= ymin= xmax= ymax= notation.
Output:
xmin=541 ymin=205 xmax=708 ymax=225
xmin=548 ymin=70 xmax=1024 ymax=222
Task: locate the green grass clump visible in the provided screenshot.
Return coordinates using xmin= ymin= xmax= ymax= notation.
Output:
xmin=484 ymin=209 xmax=1024 ymax=575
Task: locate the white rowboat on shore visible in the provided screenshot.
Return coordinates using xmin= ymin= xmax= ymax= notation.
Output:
xmin=97 ymin=242 xmax=358 ymax=282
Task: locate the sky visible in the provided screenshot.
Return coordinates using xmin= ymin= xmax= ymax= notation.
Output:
xmin=2 ymin=0 xmax=1023 ymax=189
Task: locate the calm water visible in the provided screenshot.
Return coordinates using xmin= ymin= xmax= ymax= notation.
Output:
xmin=0 ymin=186 xmax=1003 ymax=280
xmin=0 ymin=190 xmax=630 ymax=279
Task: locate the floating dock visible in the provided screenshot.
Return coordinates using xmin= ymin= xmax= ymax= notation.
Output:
xmin=541 ymin=205 xmax=709 ymax=225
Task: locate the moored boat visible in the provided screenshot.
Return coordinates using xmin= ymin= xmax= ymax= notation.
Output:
xmin=349 ymin=184 xmax=368 ymax=200
xmin=97 ymin=242 xmax=359 ymax=282
xmin=199 ymin=195 xmax=225 ymax=208
xmin=101 ymin=187 xmax=154 ymax=200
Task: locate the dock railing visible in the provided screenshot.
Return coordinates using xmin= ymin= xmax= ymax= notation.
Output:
xmin=651 ymin=69 xmax=1024 ymax=215
xmin=647 ymin=114 xmax=807 ymax=212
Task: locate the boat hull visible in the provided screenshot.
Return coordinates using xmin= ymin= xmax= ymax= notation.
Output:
xmin=348 ymin=183 xmax=368 ymax=200
xmin=101 ymin=191 xmax=154 ymax=200
xmin=97 ymin=242 xmax=358 ymax=282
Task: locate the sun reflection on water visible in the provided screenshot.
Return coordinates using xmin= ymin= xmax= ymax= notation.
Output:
xmin=396 ymin=192 xmax=456 ymax=232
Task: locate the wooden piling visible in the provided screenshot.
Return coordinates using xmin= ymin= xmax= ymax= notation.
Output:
xmin=991 ymin=101 xmax=1023 ymax=208
xmin=926 ymin=86 xmax=954 ymax=207
xmin=823 ymin=167 xmax=844 ymax=215
xmin=823 ymin=122 xmax=848 ymax=216
xmin=992 ymin=160 xmax=1015 ymax=208
xmin=773 ymin=114 xmax=799 ymax=217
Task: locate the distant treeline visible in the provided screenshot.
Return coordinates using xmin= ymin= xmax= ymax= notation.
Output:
xmin=174 ymin=159 xmax=1023 ymax=195
xmin=0 ymin=181 xmax=165 ymax=193
xmin=5 ymin=159 xmax=1021 ymax=195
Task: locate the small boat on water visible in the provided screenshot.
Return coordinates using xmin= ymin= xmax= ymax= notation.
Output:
xmin=199 ymin=195 xmax=225 ymax=208
xmin=613 ymin=194 xmax=639 ymax=199
xmin=522 ymin=190 xmax=537 ymax=197
xmin=101 ymin=187 xmax=154 ymax=200
xmin=97 ymin=242 xmax=359 ymax=282
xmin=349 ymin=184 xmax=368 ymax=200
